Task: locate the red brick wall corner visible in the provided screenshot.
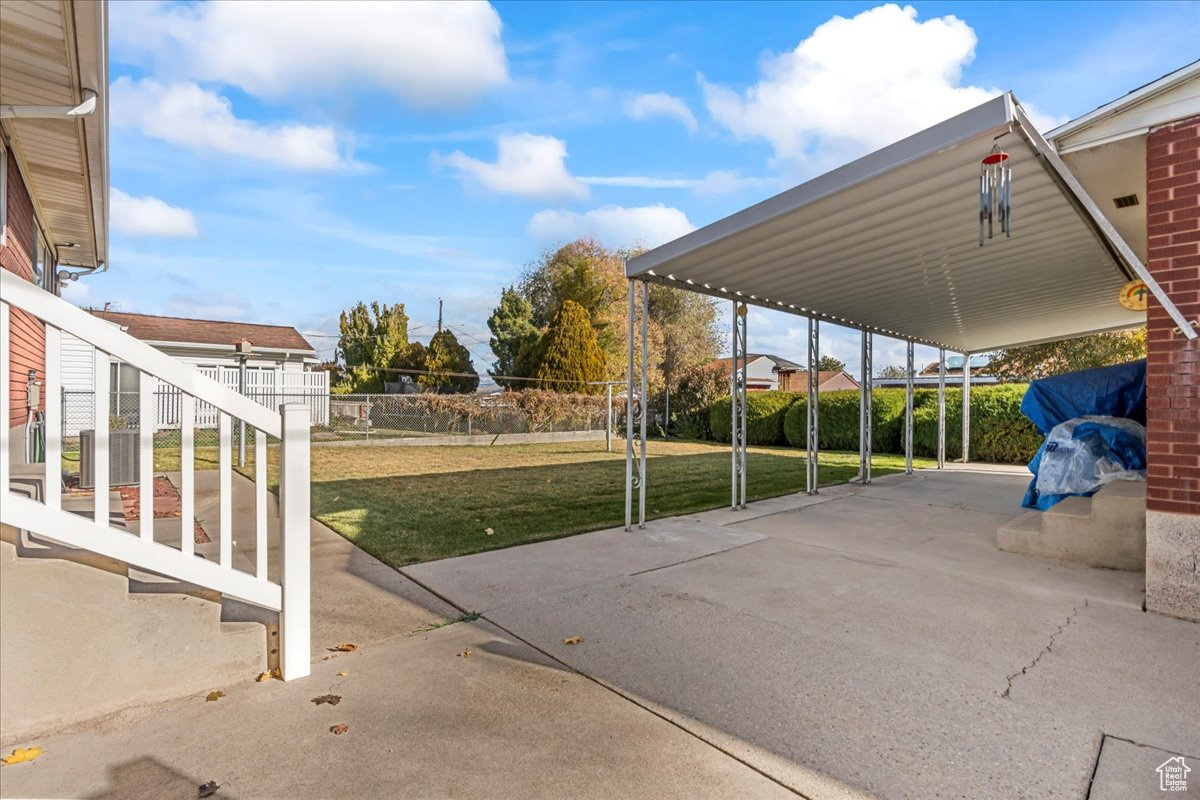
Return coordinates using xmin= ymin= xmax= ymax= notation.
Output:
xmin=1145 ymin=114 xmax=1200 ymax=515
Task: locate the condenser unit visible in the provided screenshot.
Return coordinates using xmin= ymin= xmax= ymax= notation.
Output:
xmin=80 ymin=429 xmax=140 ymax=489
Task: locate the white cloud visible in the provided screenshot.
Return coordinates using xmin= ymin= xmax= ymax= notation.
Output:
xmin=111 ymin=78 xmax=355 ymax=171
xmin=111 ymin=0 xmax=508 ymax=109
xmin=437 ymin=134 xmax=589 ymax=201
xmin=701 ymin=4 xmax=1033 ymax=162
xmin=110 ymin=188 xmax=199 ymax=238
xmin=579 ymin=171 xmax=778 ymax=196
xmin=624 ymin=92 xmax=699 ymax=132
xmin=528 ymin=205 xmax=695 ymax=250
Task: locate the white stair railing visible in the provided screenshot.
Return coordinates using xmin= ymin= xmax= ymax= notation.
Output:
xmin=0 ymin=272 xmax=310 ymax=680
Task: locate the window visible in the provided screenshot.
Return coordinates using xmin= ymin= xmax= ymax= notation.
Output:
xmin=109 ymin=362 xmax=140 ymax=418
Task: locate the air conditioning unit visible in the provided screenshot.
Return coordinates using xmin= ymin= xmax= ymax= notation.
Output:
xmin=79 ymin=429 xmax=140 ymax=489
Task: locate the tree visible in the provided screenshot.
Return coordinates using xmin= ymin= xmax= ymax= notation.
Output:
xmin=673 ymin=362 xmax=729 ymax=416
xmin=336 ymin=301 xmax=409 ymax=392
xmin=816 ymin=355 xmax=845 ymax=372
xmin=534 ymin=300 xmax=607 ymax=394
xmin=423 ymin=330 xmax=479 ymax=393
xmin=487 ymin=287 xmax=540 ymax=388
xmin=877 ymin=364 xmax=909 ymax=379
xmin=989 ymin=328 xmax=1146 ymax=381
xmin=649 ymin=283 xmax=721 ymax=399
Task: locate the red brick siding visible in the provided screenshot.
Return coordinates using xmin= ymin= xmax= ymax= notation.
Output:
xmin=1145 ymin=115 xmax=1200 ymax=515
xmin=1 ymin=153 xmax=46 ymax=428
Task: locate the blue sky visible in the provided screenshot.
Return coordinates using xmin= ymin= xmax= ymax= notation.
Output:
xmin=85 ymin=0 xmax=1199 ymax=378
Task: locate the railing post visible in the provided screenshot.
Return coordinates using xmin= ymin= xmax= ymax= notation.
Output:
xmin=279 ymin=403 xmax=311 ymax=681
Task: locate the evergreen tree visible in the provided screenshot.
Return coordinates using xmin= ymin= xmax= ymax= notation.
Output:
xmin=423 ymin=330 xmax=479 ymax=393
xmin=487 ymin=287 xmax=540 ymax=388
xmin=534 ymin=300 xmax=606 ymax=394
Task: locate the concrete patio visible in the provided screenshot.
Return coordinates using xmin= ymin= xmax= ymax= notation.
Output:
xmin=3 ymin=467 xmax=1196 ymax=799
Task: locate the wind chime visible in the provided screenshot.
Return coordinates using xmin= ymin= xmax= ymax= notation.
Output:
xmin=979 ymin=143 xmax=1011 ymax=245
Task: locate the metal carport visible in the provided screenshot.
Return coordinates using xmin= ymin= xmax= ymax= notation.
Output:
xmin=621 ymin=92 xmax=1194 ymax=529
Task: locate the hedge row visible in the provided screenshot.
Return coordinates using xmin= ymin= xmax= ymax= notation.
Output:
xmin=710 ymin=391 xmax=801 ymax=445
xmin=708 ymin=384 xmax=1042 ymax=464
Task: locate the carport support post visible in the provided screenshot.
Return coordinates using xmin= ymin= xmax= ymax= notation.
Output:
xmin=859 ymin=331 xmax=873 ymax=484
xmin=638 ymin=280 xmax=649 ymax=528
xmin=738 ymin=305 xmax=748 ymax=509
xmin=904 ymin=341 xmax=914 ymax=474
xmin=606 ymin=383 xmax=613 ymax=452
xmin=730 ymin=301 xmax=739 ymax=509
xmin=625 ymin=280 xmax=635 ymax=531
xmin=937 ymin=348 xmax=946 ymax=469
xmin=806 ymin=317 xmax=820 ymax=495
xmin=961 ymin=352 xmax=971 ymax=464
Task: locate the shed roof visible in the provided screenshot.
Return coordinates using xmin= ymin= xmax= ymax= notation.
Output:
xmin=91 ymin=310 xmax=315 ymax=353
xmin=626 ymin=93 xmax=1154 ymax=353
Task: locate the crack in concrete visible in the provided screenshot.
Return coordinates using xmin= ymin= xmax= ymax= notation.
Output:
xmin=1001 ymin=603 xmax=1082 ymax=699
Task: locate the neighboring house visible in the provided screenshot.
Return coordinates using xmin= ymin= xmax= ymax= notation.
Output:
xmin=776 ymin=369 xmax=859 ymax=394
xmin=709 ymin=353 xmax=804 ymax=391
xmin=59 ymin=310 xmax=327 ymax=434
xmin=877 ymin=354 xmax=1000 ymax=388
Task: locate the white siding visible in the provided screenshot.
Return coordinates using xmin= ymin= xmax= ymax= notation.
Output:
xmin=60 ymin=331 xmax=95 ymax=391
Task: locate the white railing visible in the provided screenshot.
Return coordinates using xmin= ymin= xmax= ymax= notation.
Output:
xmin=0 ymin=271 xmax=310 ymax=680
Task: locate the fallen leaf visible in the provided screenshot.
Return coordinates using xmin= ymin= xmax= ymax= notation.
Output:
xmin=330 ymin=723 xmax=349 ymax=735
xmin=198 ymin=780 xmax=221 ymax=797
xmin=337 ymin=671 xmax=348 ymax=677
xmin=1 ymin=747 xmax=44 ymax=766
xmin=562 ymin=636 xmax=582 ymax=645
xmin=458 ymin=650 xmax=472 ymax=658
xmin=311 ymin=694 xmax=342 ymax=706
xmin=205 ymin=691 xmax=224 ymax=702
xmin=484 ymin=527 xmax=494 ymax=536
xmin=330 ymin=643 xmax=358 ymax=653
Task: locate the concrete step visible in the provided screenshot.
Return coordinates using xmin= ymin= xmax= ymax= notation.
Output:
xmin=996 ymin=481 xmax=1146 ymax=572
xmin=0 ymin=524 xmax=269 ymax=743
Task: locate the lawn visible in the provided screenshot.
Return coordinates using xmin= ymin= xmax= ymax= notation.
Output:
xmin=251 ymin=440 xmax=932 ymax=568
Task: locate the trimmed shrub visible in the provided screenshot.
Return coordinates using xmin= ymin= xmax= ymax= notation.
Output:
xmin=912 ymin=384 xmax=1042 ymax=463
xmin=710 ymin=391 xmax=801 ymax=445
xmin=782 ymin=389 xmax=909 ymax=451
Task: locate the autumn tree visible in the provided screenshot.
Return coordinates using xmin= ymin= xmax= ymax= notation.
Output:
xmin=336 ymin=301 xmax=409 ymax=392
xmin=534 ymin=300 xmax=607 ymax=394
xmin=649 ymin=283 xmax=721 ymax=399
xmin=989 ymin=328 xmax=1146 ymax=381
xmin=487 ymin=287 xmax=540 ymax=388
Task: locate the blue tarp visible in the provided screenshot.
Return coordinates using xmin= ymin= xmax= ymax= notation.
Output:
xmin=1020 ymin=361 xmax=1147 ymax=510
xmin=1020 ymin=359 xmax=1146 ymax=434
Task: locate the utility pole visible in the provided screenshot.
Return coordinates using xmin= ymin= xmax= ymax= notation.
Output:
xmin=437 ymin=299 xmax=443 ymax=333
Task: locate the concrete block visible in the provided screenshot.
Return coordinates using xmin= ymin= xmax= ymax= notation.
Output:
xmin=1145 ymin=509 xmax=1200 ymax=622
xmin=996 ymin=483 xmax=1146 ymax=571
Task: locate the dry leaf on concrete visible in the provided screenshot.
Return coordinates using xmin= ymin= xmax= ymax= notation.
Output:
xmin=330 ymin=723 xmax=349 ymax=735
xmin=330 ymin=643 xmax=358 ymax=652
xmin=458 ymin=650 xmax=472 ymax=658
xmin=562 ymin=636 xmax=582 ymax=645
xmin=311 ymin=694 xmax=342 ymax=706
xmin=1 ymin=747 xmax=44 ymax=766
xmin=205 ymin=691 xmax=224 ymax=702
xmin=256 ymin=668 xmax=280 ymax=683
xmin=198 ymin=780 xmax=221 ymax=797
xmin=337 ymin=671 xmax=348 ymax=677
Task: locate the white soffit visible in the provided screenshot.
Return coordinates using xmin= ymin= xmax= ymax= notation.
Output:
xmin=627 ymin=93 xmax=1148 ymax=353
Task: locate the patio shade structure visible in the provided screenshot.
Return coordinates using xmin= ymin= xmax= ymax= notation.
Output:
xmin=622 ymin=92 xmax=1192 ymax=529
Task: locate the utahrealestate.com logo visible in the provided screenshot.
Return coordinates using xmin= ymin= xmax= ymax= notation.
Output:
xmin=1157 ymin=756 xmax=1190 ymax=792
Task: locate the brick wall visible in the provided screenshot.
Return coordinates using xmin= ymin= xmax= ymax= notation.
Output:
xmin=1145 ymin=115 xmax=1200 ymax=515
xmin=1 ymin=152 xmax=46 ymax=430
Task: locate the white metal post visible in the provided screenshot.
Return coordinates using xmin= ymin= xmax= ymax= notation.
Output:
xmin=279 ymin=403 xmax=311 ymax=681
xmin=962 ymin=352 xmax=972 ymax=464
xmin=138 ymin=375 xmax=157 ymax=541
xmin=806 ymin=318 xmax=817 ymax=494
xmin=937 ymin=348 xmax=946 ymax=469
xmin=625 ymin=281 xmax=635 ymax=531
xmin=731 ymin=300 xmax=738 ymax=510
xmin=93 ymin=349 xmax=110 ymax=524
xmin=638 ymin=281 xmax=649 ymax=528
xmin=738 ymin=305 xmax=748 ymax=509
xmin=859 ymin=331 xmax=873 ymax=484
xmin=904 ymin=340 xmax=914 ymax=475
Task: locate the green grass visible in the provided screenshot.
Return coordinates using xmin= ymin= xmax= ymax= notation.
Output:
xmin=252 ymin=440 xmax=932 ymax=568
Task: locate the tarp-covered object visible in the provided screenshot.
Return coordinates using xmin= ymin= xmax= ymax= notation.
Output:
xmin=1020 ymin=359 xmax=1146 ymax=434
xmin=1020 ymin=361 xmax=1148 ymax=511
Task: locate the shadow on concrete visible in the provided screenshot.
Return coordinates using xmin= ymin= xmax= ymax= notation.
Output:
xmin=86 ymin=757 xmax=237 ymax=800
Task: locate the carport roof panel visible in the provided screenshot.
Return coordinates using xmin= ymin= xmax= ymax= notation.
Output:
xmin=625 ymin=94 xmax=1143 ymax=353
